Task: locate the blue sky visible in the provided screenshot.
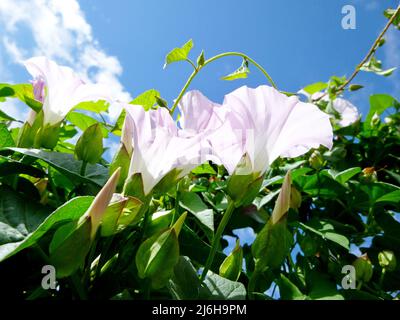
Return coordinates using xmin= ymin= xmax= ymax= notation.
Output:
xmin=1 ymin=0 xmax=399 ymax=125
xmin=0 ymin=0 xmax=398 ymax=297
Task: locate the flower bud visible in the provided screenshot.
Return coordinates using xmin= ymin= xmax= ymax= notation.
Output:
xmin=75 ymin=123 xmax=103 ymax=164
xmin=135 ymin=213 xmax=186 ymax=289
xmin=361 ymin=167 xmax=378 ymax=183
xmin=309 ymin=150 xmax=324 ymax=170
xmin=353 ymin=255 xmax=373 ymax=283
xmin=371 ymin=112 xmax=381 ymax=127
xmin=290 ymin=186 xmax=302 ymax=210
xmin=219 ymin=239 xmax=243 ymax=281
xmin=300 ymin=236 xmax=318 ymax=257
xmin=378 ymin=250 xmax=397 ymax=272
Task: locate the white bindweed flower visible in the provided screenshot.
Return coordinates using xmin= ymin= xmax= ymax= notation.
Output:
xmin=208 ymin=85 xmax=333 ymax=176
xmin=123 ymin=105 xmax=207 ymax=195
xmin=23 ymin=56 xmax=111 ymax=126
xmin=298 ymin=89 xmax=360 ymax=127
xmin=330 ymin=97 xmax=360 ymax=127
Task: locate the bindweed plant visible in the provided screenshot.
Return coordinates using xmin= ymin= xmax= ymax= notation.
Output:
xmin=0 ymin=6 xmax=399 ymax=301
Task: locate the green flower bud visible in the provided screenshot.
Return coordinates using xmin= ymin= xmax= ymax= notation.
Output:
xmin=219 ymin=239 xmax=243 ymax=281
xmin=100 ymin=194 xmax=143 ymax=237
xmin=135 ymin=213 xmax=186 ymax=289
xmin=227 ymin=154 xmax=263 ymax=207
xmin=109 ymin=144 xmax=131 ymax=190
xmin=309 ymin=150 xmax=324 ymax=170
xmin=39 ymin=124 xmax=60 ymax=149
xmin=290 ymin=186 xmax=302 ymax=210
xmin=371 ymin=112 xmax=381 ymax=127
xmin=378 ymin=250 xmax=397 ymax=272
xmin=75 ymin=123 xmax=103 ymax=164
xmin=353 ymin=255 xmax=373 ymax=283
xmin=300 ymin=236 xmax=318 ymax=257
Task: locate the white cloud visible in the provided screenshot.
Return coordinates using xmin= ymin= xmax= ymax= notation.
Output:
xmin=0 ymin=0 xmax=131 ymax=122
xmin=384 ymin=28 xmax=400 ymax=95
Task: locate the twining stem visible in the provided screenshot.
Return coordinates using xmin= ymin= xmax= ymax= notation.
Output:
xmin=170 ymin=52 xmax=277 ymax=115
xmin=200 ymin=199 xmax=236 ymax=282
xmin=314 ymin=4 xmax=400 ymax=101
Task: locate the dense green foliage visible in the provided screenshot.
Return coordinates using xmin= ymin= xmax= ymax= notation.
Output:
xmin=0 ymin=8 xmax=399 ymax=301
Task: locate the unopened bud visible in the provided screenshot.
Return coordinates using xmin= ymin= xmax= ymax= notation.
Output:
xmin=361 ymin=167 xmax=378 ymax=183
xmin=290 ymin=186 xmax=302 ymax=210
xmin=378 ymin=250 xmax=397 ymax=272
xmin=353 ymin=255 xmax=373 ymax=283
xmin=371 ymin=112 xmax=380 ymax=127
xmin=309 ymin=150 xmax=324 ymax=170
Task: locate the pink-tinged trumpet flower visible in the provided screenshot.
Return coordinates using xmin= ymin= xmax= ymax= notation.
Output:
xmin=80 ymin=167 xmax=121 ymax=239
xmin=177 ymin=90 xmax=227 ymax=137
xmin=23 ymin=56 xmax=110 ymax=126
xmin=299 ymin=90 xmax=360 ymax=127
xmin=209 ymin=85 xmax=333 ymax=176
xmin=124 ymin=105 xmax=206 ymax=195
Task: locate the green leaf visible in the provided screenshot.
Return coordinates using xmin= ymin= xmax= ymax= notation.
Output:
xmin=252 ymin=220 xmax=293 ymax=271
xmin=365 ymin=94 xmax=398 ymax=129
xmin=130 ymin=89 xmax=161 ymax=111
xmin=111 ymin=109 xmax=126 ymax=136
xmin=0 ymin=196 xmax=92 ymax=262
xmin=0 ymin=123 xmax=15 ymax=148
xmin=191 ymin=163 xmax=216 ymax=175
xmin=278 ymin=274 xmax=307 ymax=300
xmin=360 ymin=56 xmax=396 ymax=77
xmin=384 ymin=8 xmax=400 ymax=29
xmin=329 ymin=167 xmax=361 ymax=185
xmin=221 ymin=59 xmax=250 ymax=81
xmin=0 ymin=109 xmax=16 ymax=121
xmin=155 ymin=95 xmax=168 ymax=109
xmin=356 ymin=182 xmax=400 ymax=209
xmin=168 ymin=256 xmax=202 ymax=299
xmin=0 ymin=155 xmax=45 ymax=177
xmin=66 ymin=112 xmax=108 ymax=137
xmin=179 ymin=192 xmax=214 ymax=233
xmin=299 ymin=219 xmax=350 ymax=250
xmin=295 ymin=171 xmax=346 ymax=198
xmin=302 ymin=82 xmax=328 ymax=95
xmin=49 ymin=218 xmax=92 ymax=278
xmin=375 ymin=190 xmax=400 ymax=205
xmin=201 ymin=270 xmax=247 ymax=300
xmin=307 ymin=271 xmax=344 ymax=300
xmin=0 ymin=185 xmax=50 ymax=261
xmin=0 ymin=83 xmax=42 ymax=112
xmin=164 ymin=39 xmax=194 ymax=69
xmin=73 ymin=100 xmax=109 ymax=113
xmin=196 ymin=50 xmax=205 ymax=67
xmin=8 ymin=148 xmax=109 ymax=187
xmin=75 ymin=123 xmax=104 ymax=164
xmin=135 ymin=228 xmax=180 ymax=289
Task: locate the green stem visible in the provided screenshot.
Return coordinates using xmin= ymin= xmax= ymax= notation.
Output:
xmin=248 ymin=269 xmax=260 ymax=300
xmin=379 ymin=268 xmax=386 ymax=288
xmin=170 ymin=51 xmax=277 ymax=115
xmin=185 ymin=58 xmax=197 ymax=70
xmin=80 ymin=161 xmax=88 ymax=176
xmin=170 ymin=184 xmax=180 ymax=227
xmin=200 ymin=199 xmax=236 ymax=282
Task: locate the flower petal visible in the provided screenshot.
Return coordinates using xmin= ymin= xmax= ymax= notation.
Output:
xmin=24 ymin=56 xmax=111 ymax=125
